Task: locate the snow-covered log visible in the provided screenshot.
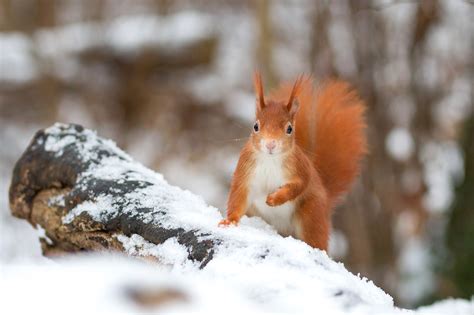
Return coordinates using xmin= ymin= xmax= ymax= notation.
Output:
xmin=9 ymin=123 xmax=215 ymax=265
xmin=12 ymin=123 xmax=471 ymax=313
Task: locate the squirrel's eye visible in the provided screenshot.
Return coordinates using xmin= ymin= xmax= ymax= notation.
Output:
xmin=253 ymin=122 xmax=259 ymax=132
xmin=286 ymin=124 xmax=293 ymax=135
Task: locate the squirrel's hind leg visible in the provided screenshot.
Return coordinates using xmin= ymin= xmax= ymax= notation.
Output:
xmin=296 ymin=200 xmax=330 ymax=251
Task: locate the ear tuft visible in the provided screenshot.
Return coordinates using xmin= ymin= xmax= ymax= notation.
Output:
xmin=286 ymin=75 xmax=304 ymax=116
xmin=253 ymin=71 xmax=265 ymax=111
xmin=289 ymin=99 xmax=299 ymax=117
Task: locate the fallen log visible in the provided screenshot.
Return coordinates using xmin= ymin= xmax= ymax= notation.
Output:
xmin=9 ymin=123 xmax=215 ymax=266
xmin=9 ymin=123 xmax=394 ymax=312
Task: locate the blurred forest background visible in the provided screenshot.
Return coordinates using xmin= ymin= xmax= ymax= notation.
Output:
xmin=0 ymin=0 xmax=472 ymax=308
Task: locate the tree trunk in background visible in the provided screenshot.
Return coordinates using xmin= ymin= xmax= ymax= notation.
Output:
xmin=255 ymin=0 xmax=276 ymax=89
xmin=83 ymin=0 xmax=105 ymax=22
xmin=332 ymin=0 xmax=399 ymax=298
xmin=37 ymin=0 xmax=56 ymax=28
xmin=326 ymin=1 xmax=445 ymax=304
xmin=0 ymin=0 xmax=11 ymax=30
xmin=444 ymin=113 xmax=474 ymax=298
xmin=309 ymin=2 xmax=336 ymax=76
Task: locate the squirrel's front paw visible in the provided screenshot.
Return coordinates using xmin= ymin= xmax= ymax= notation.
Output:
xmin=218 ymin=218 xmax=239 ymax=227
xmin=266 ymin=192 xmax=286 ymax=207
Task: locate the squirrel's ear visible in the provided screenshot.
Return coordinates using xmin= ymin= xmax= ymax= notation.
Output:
xmin=286 ymin=75 xmax=303 ymax=117
xmin=289 ymin=99 xmax=299 ymax=117
xmin=253 ymin=71 xmax=265 ymax=111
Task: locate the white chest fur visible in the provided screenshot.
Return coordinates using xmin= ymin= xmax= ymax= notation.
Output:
xmin=248 ymin=153 xmax=297 ymax=237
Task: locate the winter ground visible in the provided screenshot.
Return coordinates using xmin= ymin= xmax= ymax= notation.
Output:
xmin=1 ymin=254 xmax=472 ymax=315
xmin=1 ymin=123 xmax=472 ymax=314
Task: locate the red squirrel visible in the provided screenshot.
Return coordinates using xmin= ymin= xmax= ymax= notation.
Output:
xmin=219 ymin=73 xmax=367 ymax=251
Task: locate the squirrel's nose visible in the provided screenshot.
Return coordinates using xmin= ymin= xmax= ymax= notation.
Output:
xmin=265 ymin=140 xmax=277 ymax=151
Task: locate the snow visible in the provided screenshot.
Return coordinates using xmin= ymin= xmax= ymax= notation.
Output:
xmin=0 ymin=120 xmax=46 ymax=263
xmin=0 ymin=12 xmax=214 ymax=83
xmin=44 ymin=123 xmax=133 ymax=163
xmin=225 ymin=90 xmax=256 ymax=123
xmin=118 ymin=235 xmax=190 ymax=267
xmin=0 ymin=255 xmax=258 ymax=314
xmin=107 ymin=12 xmax=213 ymax=54
xmin=1 ymin=253 xmax=472 ymax=315
xmin=0 ymin=33 xmax=38 ymax=83
xmin=329 ymin=229 xmax=349 ymax=260
xmin=397 ymin=237 xmax=435 ymax=305
xmin=44 ymin=134 xmax=78 ymax=157
xmin=385 ymin=127 xmax=415 ymax=162
xmin=37 ymin=11 xmax=213 ymax=56
xmin=420 ymin=141 xmax=464 ymax=213
xmin=63 ymin=194 xmax=115 ymax=224
xmin=6 ymin=123 xmax=465 ymax=314
xmin=415 ymin=299 xmax=474 ymax=315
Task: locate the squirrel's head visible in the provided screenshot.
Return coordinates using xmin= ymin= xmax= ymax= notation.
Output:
xmin=251 ymin=72 xmax=303 ymax=156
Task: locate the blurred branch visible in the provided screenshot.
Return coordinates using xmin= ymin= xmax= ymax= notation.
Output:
xmin=410 ymin=0 xmax=440 ymax=53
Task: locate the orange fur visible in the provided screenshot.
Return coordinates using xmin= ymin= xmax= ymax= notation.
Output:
xmin=220 ymin=143 xmax=255 ymax=225
xmin=219 ymin=74 xmax=367 ymax=251
xmin=271 ymin=77 xmax=368 ymax=204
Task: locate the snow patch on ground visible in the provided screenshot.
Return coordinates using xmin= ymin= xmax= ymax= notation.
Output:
xmin=415 ymin=299 xmax=474 ymax=315
xmin=1 ymin=254 xmax=472 ymax=314
xmin=0 ymin=255 xmax=258 ymax=315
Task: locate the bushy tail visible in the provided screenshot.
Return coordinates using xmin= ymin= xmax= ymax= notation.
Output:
xmin=270 ymin=77 xmax=367 ymax=204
